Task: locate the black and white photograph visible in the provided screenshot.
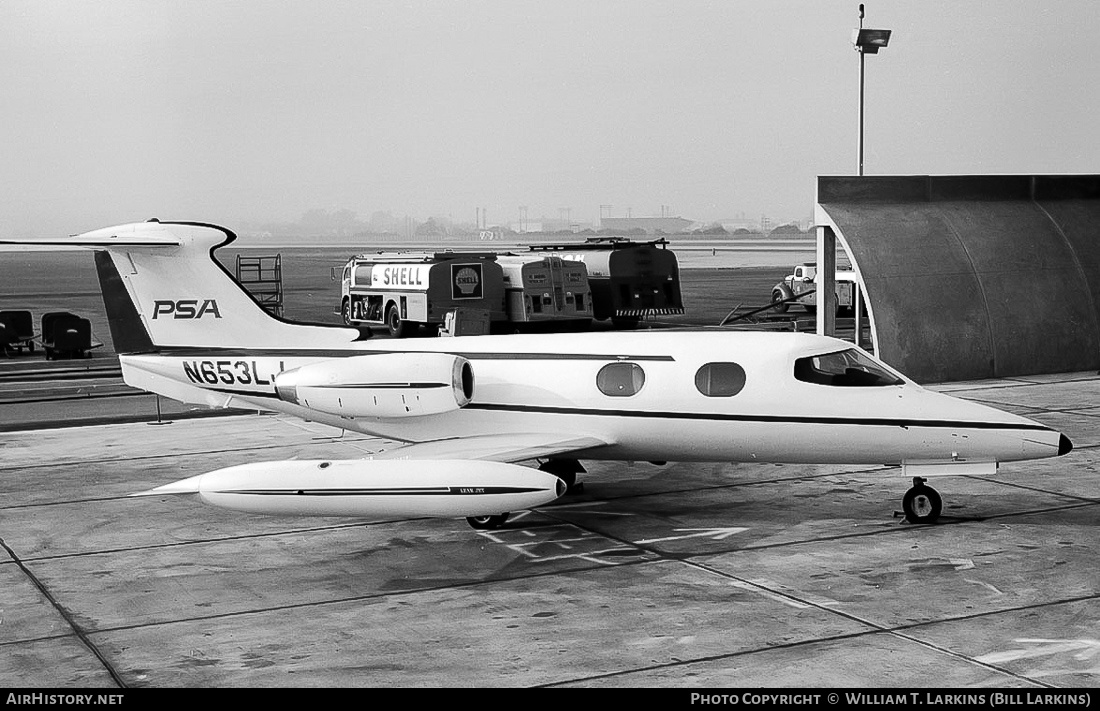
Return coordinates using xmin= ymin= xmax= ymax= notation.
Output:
xmin=1 ymin=1 xmax=1098 ymax=693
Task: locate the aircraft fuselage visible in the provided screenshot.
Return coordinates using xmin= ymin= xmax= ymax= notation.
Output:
xmin=120 ymin=329 xmax=1065 ymax=469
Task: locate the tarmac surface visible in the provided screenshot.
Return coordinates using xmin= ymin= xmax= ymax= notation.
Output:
xmin=1 ymin=371 xmax=1099 ymax=688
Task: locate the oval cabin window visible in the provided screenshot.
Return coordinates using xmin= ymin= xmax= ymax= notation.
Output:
xmin=596 ymin=362 xmax=645 ymax=397
xmin=694 ymin=362 xmax=747 ymax=397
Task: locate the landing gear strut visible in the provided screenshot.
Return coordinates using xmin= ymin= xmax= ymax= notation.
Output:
xmin=466 ymin=513 xmax=510 ymax=530
xmin=901 ymin=477 xmax=942 ymax=524
xmin=539 ymin=459 xmax=586 ymax=494
xmin=464 ymin=460 xmax=585 ymax=531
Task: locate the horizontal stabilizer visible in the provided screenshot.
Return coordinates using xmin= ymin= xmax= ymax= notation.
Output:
xmin=0 ymin=232 xmax=181 ymax=249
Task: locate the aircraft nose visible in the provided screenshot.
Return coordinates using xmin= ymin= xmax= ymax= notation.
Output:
xmin=1059 ymin=433 xmax=1073 ymax=456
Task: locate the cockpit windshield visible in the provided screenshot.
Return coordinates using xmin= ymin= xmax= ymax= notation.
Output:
xmin=794 ymin=348 xmax=904 ymax=387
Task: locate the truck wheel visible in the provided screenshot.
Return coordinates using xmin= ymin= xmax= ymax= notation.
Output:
xmin=386 ymin=304 xmax=410 ymax=338
xmin=771 ymin=289 xmax=789 ymax=313
xmin=341 ymin=299 xmax=351 ymax=325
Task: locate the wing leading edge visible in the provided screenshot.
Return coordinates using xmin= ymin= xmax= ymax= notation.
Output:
xmin=363 ymin=432 xmax=612 ymax=463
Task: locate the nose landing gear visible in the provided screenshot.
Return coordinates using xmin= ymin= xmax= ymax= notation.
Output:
xmin=901 ymin=477 xmax=943 ymax=524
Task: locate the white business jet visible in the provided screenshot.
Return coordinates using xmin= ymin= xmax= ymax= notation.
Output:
xmin=4 ymin=220 xmax=1072 ymax=528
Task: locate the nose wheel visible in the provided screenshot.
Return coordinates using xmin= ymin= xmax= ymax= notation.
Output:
xmin=901 ymin=477 xmax=942 ymax=524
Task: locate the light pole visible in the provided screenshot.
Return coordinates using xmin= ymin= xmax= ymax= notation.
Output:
xmin=852 ymin=4 xmax=891 ymax=176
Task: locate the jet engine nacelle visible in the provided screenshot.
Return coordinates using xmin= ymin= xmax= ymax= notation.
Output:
xmin=274 ymin=352 xmax=473 ymax=419
xmin=134 ymin=459 xmax=566 ymax=518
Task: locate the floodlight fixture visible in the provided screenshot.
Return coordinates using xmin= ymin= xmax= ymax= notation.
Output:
xmin=853 ymin=4 xmax=892 ymax=176
xmin=852 ymin=28 xmax=892 ymax=53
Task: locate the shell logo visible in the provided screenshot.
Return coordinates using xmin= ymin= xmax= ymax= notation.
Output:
xmin=455 ymin=267 xmax=480 ymax=296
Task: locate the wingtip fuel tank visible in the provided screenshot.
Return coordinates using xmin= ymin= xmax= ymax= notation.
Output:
xmin=132 ymin=459 xmax=565 ymax=519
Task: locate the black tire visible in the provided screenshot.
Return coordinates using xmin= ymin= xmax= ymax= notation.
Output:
xmin=386 ymin=304 xmax=410 ymax=338
xmin=466 ymin=513 xmax=510 ymax=530
xmin=341 ymin=299 xmax=352 ymax=325
xmin=538 ymin=459 xmax=584 ymax=494
xmin=771 ymin=289 xmax=789 ymax=313
xmin=902 ymin=484 xmax=943 ymax=524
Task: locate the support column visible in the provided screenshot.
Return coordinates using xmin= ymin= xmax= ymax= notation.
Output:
xmin=853 ymin=281 xmax=863 ymax=349
xmin=816 ymin=225 xmax=837 ymax=336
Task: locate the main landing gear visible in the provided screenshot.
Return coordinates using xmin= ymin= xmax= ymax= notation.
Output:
xmin=464 ymin=459 xmax=587 ymax=531
xmin=466 ymin=513 xmax=510 ymax=530
xmin=538 ymin=459 xmax=586 ymax=495
xmin=900 ymin=477 xmax=943 ymax=524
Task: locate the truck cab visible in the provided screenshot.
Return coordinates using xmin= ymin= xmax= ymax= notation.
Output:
xmin=337 ymin=252 xmax=506 ymax=337
xmin=772 ymin=262 xmax=857 ymax=314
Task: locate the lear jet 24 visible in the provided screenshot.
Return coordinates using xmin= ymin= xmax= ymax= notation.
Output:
xmin=5 ymin=220 xmax=1072 ymax=528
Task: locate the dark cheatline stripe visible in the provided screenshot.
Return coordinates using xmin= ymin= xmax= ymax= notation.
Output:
xmin=311 ymin=382 xmax=449 ymax=389
xmin=464 ymin=402 xmax=1055 ymax=433
xmin=205 ymin=387 xmax=281 ymax=398
xmin=207 ymin=390 xmax=1052 ymax=433
xmin=223 ymin=487 xmax=546 ymax=496
xmin=202 ymin=383 xmax=445 ymax=397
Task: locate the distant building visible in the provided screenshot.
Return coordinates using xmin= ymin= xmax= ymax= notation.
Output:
xmin=510 ymin=218 xmax=592 ymax=234
xmin=718 ymin=217 xmax=762 ymax=232
xmin=509 ymin=221 xmax=545 ymax=234
xmin=599 ymin=216 xmax=695 ymax=234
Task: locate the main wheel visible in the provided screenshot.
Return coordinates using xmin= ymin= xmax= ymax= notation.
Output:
xmin=386 ymin=304 xmax=410 ymax=338
xmin=902 ymin=481 xmax=943 ymax=524
xmin=466 ymin=513 xmax=510 ymax=530
xmin=341 ymin=299 xmax=352 ymax=325
xmin=771 ymin=289 xmax=789 ymax=313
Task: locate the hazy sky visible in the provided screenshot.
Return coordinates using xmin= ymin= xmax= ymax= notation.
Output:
xmin=2 ymin=0 xmax=1098 ymax=235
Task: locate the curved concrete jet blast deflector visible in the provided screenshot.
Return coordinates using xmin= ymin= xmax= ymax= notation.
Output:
xmin=817 ymin=174 xmax=1100 ymax=382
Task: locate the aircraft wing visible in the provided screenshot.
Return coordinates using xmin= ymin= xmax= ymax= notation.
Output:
xmin=364 ymin=432 xmax=612 ymax=464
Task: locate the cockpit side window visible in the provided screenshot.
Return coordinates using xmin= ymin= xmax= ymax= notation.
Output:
xmin=794 ymin=349 xmax=903 ymax=387
xmin=597 ymin=362 xmax=645 ymax=397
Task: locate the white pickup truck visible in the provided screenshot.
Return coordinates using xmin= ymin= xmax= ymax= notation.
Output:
xmin=771 ymin=262 xmax=858 ymax=314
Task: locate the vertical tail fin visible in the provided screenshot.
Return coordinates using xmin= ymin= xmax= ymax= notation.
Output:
xmin=5 ymin=220 xmax=358 ymax=353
